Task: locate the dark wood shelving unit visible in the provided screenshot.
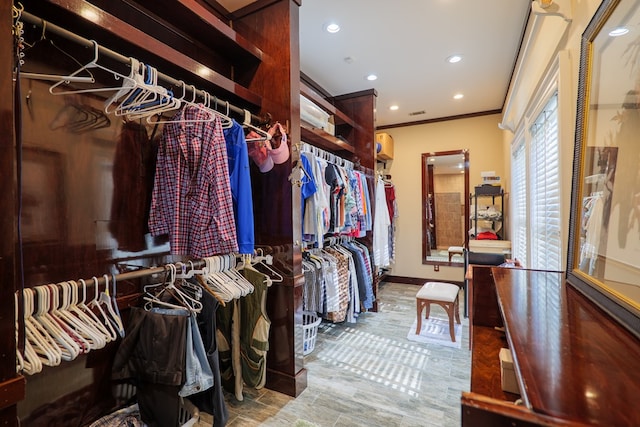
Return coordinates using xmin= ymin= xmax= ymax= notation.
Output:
xmin=300 ymin=81 xmax=356 ymax=128
xmin=300 ymin=126 xmax=355 ymax=154
xmin=29 ymin=0 xmax=263 ymax=107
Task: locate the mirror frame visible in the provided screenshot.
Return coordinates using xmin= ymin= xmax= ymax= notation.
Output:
xmin=421 ymin=149 xmax=469 ymax=265
xmin=567 ymin=0 xmax=640 ymax=335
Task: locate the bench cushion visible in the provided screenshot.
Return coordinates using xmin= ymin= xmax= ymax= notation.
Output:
xmin=416 ymin=282 xmax=459 ymax=303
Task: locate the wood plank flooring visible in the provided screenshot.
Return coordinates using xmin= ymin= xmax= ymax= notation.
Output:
xmin=199 ymin=282 xmax=471 ymax=426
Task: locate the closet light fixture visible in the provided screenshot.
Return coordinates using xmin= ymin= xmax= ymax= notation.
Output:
xmin=389 ymin=105 xmax=399 ymax=111
xmin=325 ymin=22 xmax=340 ymax=33
xmin=366 ymin=74 xmax=378 ymax=81
xmin=453 ymin=93 xmax=464 ymax=100
xmin=196 ymin=66 xmax=211 ymax=78
xmin=80 ymin=7 xmax=99 ymax=22
xmin=447 ymin=54 xmax=463 ymax=63
xmin=609 ymin=27 xmax=629 ymax=37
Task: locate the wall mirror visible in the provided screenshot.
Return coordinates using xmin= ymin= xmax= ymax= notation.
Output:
xmin=568 ymin=0 xmax=640 ymax=333
xmin=421 ymin=150 xmax=469 ymax=265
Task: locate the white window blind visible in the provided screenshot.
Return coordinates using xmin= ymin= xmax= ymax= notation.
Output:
xmin=511 ymin=139 xmax=527 ymax=266
xmin=529 ymin=93 xmax=561 ymax=271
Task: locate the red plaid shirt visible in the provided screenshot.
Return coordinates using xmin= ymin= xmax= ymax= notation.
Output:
xmin=149 ymin=106 xmax=238 ymax=257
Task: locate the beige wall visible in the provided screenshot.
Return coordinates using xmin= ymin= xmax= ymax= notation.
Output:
xmin=381 ymin=114 xmax=504 ymax=281
xmin=380 ymin=0 xmax=607 ymax=280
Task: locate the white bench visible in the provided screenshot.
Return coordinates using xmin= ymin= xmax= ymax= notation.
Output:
xmin=447 ymin=246 xmax=464 ymax=262
xmin=415 ymin=282 xmax=461 ymax=342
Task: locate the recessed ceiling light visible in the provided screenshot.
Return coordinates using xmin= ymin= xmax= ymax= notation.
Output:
xmin=453 ymin=93 xmax=464 ymax=100
xmin=447 ymin=55 xmax=463 ymax=63
xmin=325 ymin=22 xmax=340 ymax=33
xmin=389 ymin=105 xmax=399 ymax=111
xmin=366 ymin=74 xmax=378 ymax=81
xmin=609 ymin=27 xmax=629 ymax=37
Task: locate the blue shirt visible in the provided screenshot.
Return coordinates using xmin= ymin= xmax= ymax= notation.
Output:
xmin=300 ymin=154 xmax=317 ymax=229
xmin=223 ymin=120 xmax=255 ymax=254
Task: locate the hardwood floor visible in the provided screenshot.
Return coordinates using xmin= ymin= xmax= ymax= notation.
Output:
xmin=199 ymin=282 xmax=471 ymax=426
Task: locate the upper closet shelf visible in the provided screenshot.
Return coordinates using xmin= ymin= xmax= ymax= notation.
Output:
xmin=301 ymin=127 xmax=355 ymax=154
xmin=301 ymin=82 xmax=356 ymax=128
xmin=31 ymin=0 xmax=262 ymax=107
xmin=299 ymin=81 xmax=358 ymax=154
xmin=92 ymin=0 xmax=264 ymax=64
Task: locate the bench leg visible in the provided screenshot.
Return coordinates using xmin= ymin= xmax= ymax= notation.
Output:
xmin=415 ymin=299 xmax=423 ymax=335
xmin=446 ymin=302 xmax=456 ymax=342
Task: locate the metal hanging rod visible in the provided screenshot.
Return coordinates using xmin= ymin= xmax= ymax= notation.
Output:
xmin=19 ymin=10 xmax=264 ymax=125
xmin=75 ymin=260 xmax=208 ymax=290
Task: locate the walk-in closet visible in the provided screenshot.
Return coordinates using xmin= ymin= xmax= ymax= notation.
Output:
xmin=3 ymin=0 xmax=385 ymax=425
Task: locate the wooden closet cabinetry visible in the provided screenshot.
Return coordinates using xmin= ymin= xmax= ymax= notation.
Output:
xmin=300 ymin=79 xmax=377 ymax=166
xmin=4 ymin=0 xmax=309 ymax=424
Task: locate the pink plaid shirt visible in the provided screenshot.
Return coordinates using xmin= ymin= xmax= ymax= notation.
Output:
xmin=149 ymin=106 xmax=238 ymax=257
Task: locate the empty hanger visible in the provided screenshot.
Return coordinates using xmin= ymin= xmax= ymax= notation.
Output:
xmin=20 ymin=20 xmax=95 ymax=84
xmin=49 ymin=40 xmax=137 ymax=97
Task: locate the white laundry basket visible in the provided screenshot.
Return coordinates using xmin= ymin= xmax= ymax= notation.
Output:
xmin=111 ymin=382 xmax=200 ymax=427
xmin=302 ymin=311 xmax=321 ymax=355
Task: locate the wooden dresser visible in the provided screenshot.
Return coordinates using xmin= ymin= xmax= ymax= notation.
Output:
xmin=462 ymin=267 xmax=640 ymax=426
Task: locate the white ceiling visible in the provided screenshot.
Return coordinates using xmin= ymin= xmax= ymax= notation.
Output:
xmin=219 ymin=0 xmax=532 ymax=128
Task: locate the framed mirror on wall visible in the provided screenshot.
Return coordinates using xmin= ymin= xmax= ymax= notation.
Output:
xmin=568 ymin=0 xmax=640 ymax=334
xmin=421 ymin=150 xmax=469 ymax=265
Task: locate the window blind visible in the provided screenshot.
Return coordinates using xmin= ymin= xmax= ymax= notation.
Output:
xmin=511 ymin=139 xmax=527 ymax=266
xmin=529 ymin=93 xmax=561 ymax=271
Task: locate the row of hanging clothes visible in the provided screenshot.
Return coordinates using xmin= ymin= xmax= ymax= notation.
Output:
xmin=15 ymin=12 xmax=290 ymax=258
xmin=374 ymin=173 xmax=398 ymax=270
xmin=110 ymin=254 xmax=279 ymax=427
xmin=302 ymin=237 xmax=375 ymax=324
xmin=298 ymin=142 xmax=373 ymax=247
xmin=15 ymin=253 xmax=280 ymax=427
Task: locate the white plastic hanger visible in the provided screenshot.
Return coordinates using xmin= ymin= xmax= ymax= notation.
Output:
xmin=115 ymin=65 xmax=178 ymax=120
xmin=49 ymin=40 xmax=137 ymax=96
xmin=89 ymin=277 xmax=118 ymax=342
xmin=49 ymin=283 xmax=92 ymax=355
xmin=103 ymin=56 xmax=143 ymax=113
xmin=74 ymin=279 xmax=113 ymax=345
xmin=20 ymin=20 xmax=95 ymax=84
xmin=23 ymin=288 xmax=61 ymax=367
xmin=251 ymin=251 xmax=283 ymax=284
xmin=56 ymin=281 xmax=105 ymax=351
xmin=243 ymin=109 xmax=272 ymax=142
xmin=100 ymin=275 xmax=125 ymax=338
xmin=33 ymin=285 xmax=80 ymax=362
xmin=144 ymin=264 xmax=202 ymax=313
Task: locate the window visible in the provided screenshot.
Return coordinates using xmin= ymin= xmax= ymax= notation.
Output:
xmin=529 ymin=93 xmax=562 ymax=271
xmin=510 ymin=137 xmax=527 ymax=266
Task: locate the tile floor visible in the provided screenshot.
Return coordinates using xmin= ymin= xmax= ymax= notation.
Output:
xmin=198 ymin=282 xmax=471 ymax=427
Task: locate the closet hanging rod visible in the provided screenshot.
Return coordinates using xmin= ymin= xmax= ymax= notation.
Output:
xmin=78 ymin=260 xmax=209 ymax=290
xmin=19 ymin=10 xmax=263 ymax=125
